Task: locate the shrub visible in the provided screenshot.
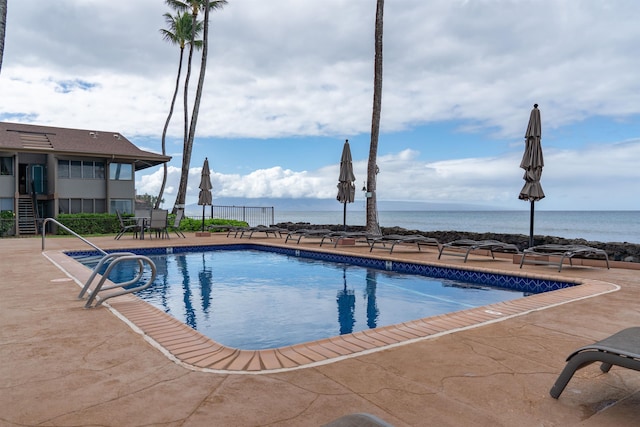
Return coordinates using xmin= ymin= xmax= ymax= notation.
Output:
xmin=0 ymin=210 xmax=15 ymax=237
xmin=56 ymin=213 xmax=121 ymax=235
xmin=179 ymin=216 xmax=248 ymax=232
xmin=53 ymin=213 xmax=247 ymax=235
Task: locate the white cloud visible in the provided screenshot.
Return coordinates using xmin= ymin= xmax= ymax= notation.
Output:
xmin=136 ymin=140 xmax=640 ymax=211
xmin=4 ymin=1 xmax=640 ymax=140
xmin=3 ymin=0 xmax=640 ymax=211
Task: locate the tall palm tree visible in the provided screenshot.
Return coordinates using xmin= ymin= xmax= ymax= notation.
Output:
xmin=0 ymin=0 xmax=7 ymax=75
xmin=166 ymin=0 xmax=227 ymax=213
xmin=366 ymin=0 xmax=384 ymax=235
xmin=156 ymin=11 xmax=203 ymax=209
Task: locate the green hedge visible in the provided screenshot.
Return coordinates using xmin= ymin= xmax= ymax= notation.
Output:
xmin=56 ymin=213 xmax=120 ymax=235
xmin=0 ymin=210 xmax=15 ymax=237
xmin=179 ymin=217 xmax=248 ymax=232
xmin=54 ymin=213 xmax=247 ymax=235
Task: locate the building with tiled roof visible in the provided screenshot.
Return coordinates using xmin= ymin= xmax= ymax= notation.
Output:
xmin=0 ymin=122 xmax=170 ymax=235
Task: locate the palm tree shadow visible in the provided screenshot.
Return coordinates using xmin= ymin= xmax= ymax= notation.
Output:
xmin=365 ymin=269 xmax=379 ymax=329
xmin=176 ymin=254 xmax=197 ymax=329
xmin=336 ymin=267 xmax=356 ymax=335
xmin=199 ymin=253 xmax=213 ymax=319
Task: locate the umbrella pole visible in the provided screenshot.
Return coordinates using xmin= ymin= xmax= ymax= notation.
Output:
xmin=202 ymin=205 xmax=205 ymax=232
xmin=529 ymin=200 xmax=535 ymax=248
xmin=343 ymin=202 xmax=347 ymax=231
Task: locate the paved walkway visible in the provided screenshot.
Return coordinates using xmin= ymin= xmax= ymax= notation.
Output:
xmin=2 ymin=233 xmax=640 ymax=426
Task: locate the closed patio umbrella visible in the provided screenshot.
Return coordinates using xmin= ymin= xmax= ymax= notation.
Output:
xmin=336 ymin=139 xmax=356 ymax=231
xmin=518 ymin=104 xmax=545 ymax=247
xmin=198 ymin=158 xmax=213 ymax=232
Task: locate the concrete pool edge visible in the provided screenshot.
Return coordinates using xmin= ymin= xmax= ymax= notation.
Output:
xmin=43 ymin=247 xmax=620 ymax=374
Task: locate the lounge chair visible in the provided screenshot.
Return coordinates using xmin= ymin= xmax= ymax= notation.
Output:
xmin=240 ymin=225 xmax=283 ymax=239
xmin=205 ymin=224 xmax=248 ymax=237
xmin=115 ymin=210 xmax=141 ymax=240
xmin=322 ymin=412 xmax=394 ymax=427
xmin=369 ymin=234 xmax=440 ymax=254
xmin=519 ymin=244 xmax=609 ymax=272
xmin=438 ymin=239 xmax=520 ymax=263
xmin=550 ymin=327 xmax=640 ymax=399
xmin=284 ymin=228 xmax=333 ymax=244
xmin=319 ymin=231 xmax=377 ymax=248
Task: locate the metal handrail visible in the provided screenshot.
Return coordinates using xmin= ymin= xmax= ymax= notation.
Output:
xmin=78 ymin=252 xmax=137 ymax=299
xmin=41 ymin=217 xmax=107 ymax=255
xmin=82 ymin=253 xmax=156 ymax=308
xmin=40 ymin=218 xmax=156 ymax=308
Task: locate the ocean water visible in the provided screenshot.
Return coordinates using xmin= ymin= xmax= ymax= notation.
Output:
xmin=274 ymin=210 xmax=640 ymax=244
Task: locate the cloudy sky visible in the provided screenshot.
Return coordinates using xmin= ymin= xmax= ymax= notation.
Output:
xmin=1 ymin=0 xmax=639 ymax=211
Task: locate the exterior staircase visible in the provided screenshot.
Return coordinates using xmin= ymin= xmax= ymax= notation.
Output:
xmin=18 ymin=197 xmax=38 ymax=235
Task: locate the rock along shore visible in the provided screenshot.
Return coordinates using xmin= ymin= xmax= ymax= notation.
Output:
xmin=274 ymin=222 xmax=640 ymax=263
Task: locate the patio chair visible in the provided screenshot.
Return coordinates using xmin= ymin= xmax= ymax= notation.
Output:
xmin=550 ymin=327 xmax=640 ymax=399
xmin=115 ymin=210 xmax=141 ymax=240
xmin=369 ymin=234 xmax=440 ymax=254
xmin=438 ymin=239 xmax=520 ymax=263
xmin=135 ymin=208 xmax=150 ymax=220
xmin=146 ymin=209 xmax=169 ymax=239
xmin=168 ymin=209 xmax=186 ymax=238
xmin=133 ymin=209 xmax=150 ymax=236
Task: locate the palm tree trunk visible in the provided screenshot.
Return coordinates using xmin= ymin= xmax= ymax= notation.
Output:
xmin=156 ymin=48 xmax=185 ymax=209
xmin=185 ymin=0 xmax=210 ymax=192
xmin=0 ymin=0 xmax=7 ymax=75
xmin=366 ymin=0 xmax=384 ymax=236
xmin=171 ymin=0 xmax=225 ymax=213
xmin=173 ymin=9 xmax=198 ymax=213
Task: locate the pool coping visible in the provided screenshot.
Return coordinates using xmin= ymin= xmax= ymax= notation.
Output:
xmin=43 ymin=243 xmax=619 ymax=374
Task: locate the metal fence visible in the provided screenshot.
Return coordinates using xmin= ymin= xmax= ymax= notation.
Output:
xmin=188 ymin=205 xmax=275 ymax=227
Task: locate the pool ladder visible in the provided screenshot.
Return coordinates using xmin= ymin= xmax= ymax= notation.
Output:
xmin=41 ymin=218 xmax=157 ymax=308
xmin=78 ymin=252 xmax=157 ymax=308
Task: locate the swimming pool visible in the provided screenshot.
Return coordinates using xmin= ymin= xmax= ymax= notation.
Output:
xmin=70 ymin=244 xmax=576 ymax=350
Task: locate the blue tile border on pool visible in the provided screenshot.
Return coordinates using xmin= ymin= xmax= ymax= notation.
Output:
xmin=65 ymin=243 xmax=577 ymax=294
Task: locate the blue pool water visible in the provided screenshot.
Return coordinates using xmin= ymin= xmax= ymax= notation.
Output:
xmin=70 ymin=245 xmax=576 ymax=350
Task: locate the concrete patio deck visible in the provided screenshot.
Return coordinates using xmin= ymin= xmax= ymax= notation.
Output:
xmin=2 ymin=233 xmax=640 ymax=426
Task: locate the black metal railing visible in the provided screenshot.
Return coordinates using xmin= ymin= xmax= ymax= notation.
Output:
xmin=188 ymin=205 xmax=275 ymax=227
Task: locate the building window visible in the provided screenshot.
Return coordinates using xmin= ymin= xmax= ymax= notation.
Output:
xmin=1 ymin=157 xmax=13 ymax=176
xmin=95 ymin=162 xmax=105 ymax=179
xmin=109 ymin=163 xmax=133 ymax=181
xmin=59 ymin=199 xmax=69 ymax=214
xmin=58 ymin=160 xmax=69 ymax=178
xmin=110 ymin=199 xmax=132 ymax=214
xmin=82 ymin=162 xmax=94 ymax=179
xmin=70 ymin=198 xmax=82 ymax=214
xmin=82 ymin=199 xmax=94 ymax=213
xmin=70 ymin=161 xmax=82 ymax=179
xmin=0 ymin=198 xmax=13 ymax=210
xmin=95 ymin=199 xmax=106 ymax=213
xmin=58 ymin=160 xmax=106 ymax=179
xmin=58 ymin=198 xmax=107 ymax=214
